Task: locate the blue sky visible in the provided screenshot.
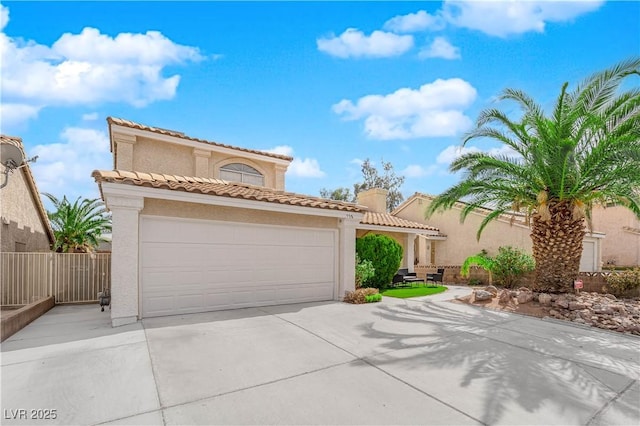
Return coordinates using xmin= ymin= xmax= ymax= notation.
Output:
xmin=1 ymin=1 xmax=638 ymax=206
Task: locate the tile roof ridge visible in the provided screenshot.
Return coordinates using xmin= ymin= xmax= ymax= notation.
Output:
xmin=106 ymin=117 xmax=293 ymax=162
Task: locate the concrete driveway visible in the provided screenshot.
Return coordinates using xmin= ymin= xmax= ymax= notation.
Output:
xmin=2 ymin=286 xmax=639 ymax=425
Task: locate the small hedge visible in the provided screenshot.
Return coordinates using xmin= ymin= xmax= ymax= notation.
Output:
xmin=606 ymin=268 xmax=640 ymax=296
xmin=344 ymin=288 xmax=380 ymax=304
xmin=356 ymin=234 xmax=403 ymax=289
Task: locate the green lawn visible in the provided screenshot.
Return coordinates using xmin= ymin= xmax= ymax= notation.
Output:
xmin=381 ymin=285 xmax=447 ymax=299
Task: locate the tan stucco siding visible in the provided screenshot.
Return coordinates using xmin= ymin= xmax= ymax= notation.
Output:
xmin=1 ymin=167 xmax=51 ymax=252
xmin=142 ymin=199 xmax=338 ymax=229
xmin=592 ymin=205 xmax=640 ymax=267
xmin=132 ymin=137 xmax=195 ymax=176
xmin=396 ymin=199 xmax=532 ymax=264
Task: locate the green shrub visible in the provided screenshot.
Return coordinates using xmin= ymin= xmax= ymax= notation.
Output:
xmin=344 ymin=288 xmax=379 ymax=304
xmin=468 ymin=278 xmax=483 ymax=286
xmin=356 ymin=234 xmax=403 ymax=289
xmin=606 ymin=268 xmax=640 ymax=296
xmin=492 ymin=246 xmax=535 ymax=288
xmin=365 ymin=293 xmax=382 ymax=303
xmin=355 ymin=254 xmax=376 ymax=289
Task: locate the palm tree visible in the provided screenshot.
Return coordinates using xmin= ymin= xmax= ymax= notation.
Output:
xmin=45 ymin=194 xmax=112 ymax=253
xmin=427 ymin=58 xmax=640 ymax=292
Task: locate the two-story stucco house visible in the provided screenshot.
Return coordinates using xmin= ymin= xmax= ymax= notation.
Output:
xmin=94 ymin=118 xmax=449 ymax=326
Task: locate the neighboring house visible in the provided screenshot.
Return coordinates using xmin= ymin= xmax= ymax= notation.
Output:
xmin=0 ymin=135 xmax=54 ymax=252
xmin=355 ymin=188 xmax=444 ymax=272
xmin=392 ymin=193 xmax=604 ymax=272
xmin=591 ymin=205 xmax=640 ymax=268
xmin=94 ymin=117 xmax=369 ymax=326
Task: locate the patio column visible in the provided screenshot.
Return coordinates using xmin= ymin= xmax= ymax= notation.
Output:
xmin=338 ymin=216 xmax=361 ymax=299
xmin=106 ymin=194 xmax=144 ymax=327
xmin=404 ymin=233 xmax=417 ymax=273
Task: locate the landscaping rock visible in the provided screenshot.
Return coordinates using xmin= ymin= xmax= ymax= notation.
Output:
xmin=568 ymin=302 xmax=586 ymax=311
xmin=485 ymin=285 xmax=499 ymax=296
xmin=474 ymin=290 xmax=493 ymax=301
xmin=554 ymin=298 xmax=570 ymax=309
xmin=538 ymin=293 xmax=553 ymax=306
xmin=517 ymin=291 xmax=534 ymax=304
xmin=498 ymin=290 xmax=511 ymax=304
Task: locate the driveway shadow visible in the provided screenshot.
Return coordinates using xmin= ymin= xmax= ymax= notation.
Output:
xmin=352 ymin=300 xmax=640 ymax=425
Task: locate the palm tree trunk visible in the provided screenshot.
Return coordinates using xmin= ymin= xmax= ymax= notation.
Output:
xmin=530 ymin=201 xmax=586 ymax=292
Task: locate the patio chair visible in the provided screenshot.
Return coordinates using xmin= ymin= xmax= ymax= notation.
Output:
xmin=426 ymin=268 xmax=445 ymax=287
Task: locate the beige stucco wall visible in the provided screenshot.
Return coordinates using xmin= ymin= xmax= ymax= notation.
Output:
xmin=592 ymin=205 xmax=640 ymax=267
xmin=130 ymin=137 xmax=195 ymax=177
xmin=395 ymin=197 xmax=531 ymax=265
xmin=0 ymin=166 xmax=51 ymax=252
xmin=142 ymin=199 xmax=338 ymax=229
xmin=114 ymin=131 xmax=285 ymax=190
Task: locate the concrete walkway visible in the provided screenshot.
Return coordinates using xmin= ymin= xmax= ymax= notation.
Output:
xmin=2 ymin=286 xmax=639 ymax=425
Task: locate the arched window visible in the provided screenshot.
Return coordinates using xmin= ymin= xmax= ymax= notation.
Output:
xmin=220 ymin=163 xmax=264 ymax=186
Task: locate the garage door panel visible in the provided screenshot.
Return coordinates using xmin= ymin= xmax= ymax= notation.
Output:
xmin=141 ymin=217 xmax=336 ymax=318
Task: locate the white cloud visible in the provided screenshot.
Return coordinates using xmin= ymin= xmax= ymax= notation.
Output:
xmin=0 ymin=103 xmax=41 ymax=128
xmin=442 ymin=0 xmax=604 ymax=37
xmin=1 ymin=5 xmax=203 ymax=128
xmin=317 ymin=28 xmax=413 ymax=58
xmin=265 ymin=145 xmax=294 ymax=157
xmin=288 ymin=158 xmax=326 ymax=178
xmin=419 ymin=37 xmax=461 ymax=60
xmin=350 ymin=158 xmax=365 ymax=166
xmin=333 ymin=78 xmax=477 ymax=140
xmin=265 ymin=145 xmax=325 ymax=178
xmin=402 ymin=164 xmax=438 ymax=178
xmin=437 ymin=144 xmax=518 ymax=165
xmin=30 ymin=127 xmax=111 ymax=200
xmin=383 ymin=10 xmax=445 ymax=33
xmin=82 ymin=112 xmax=99 ymax=121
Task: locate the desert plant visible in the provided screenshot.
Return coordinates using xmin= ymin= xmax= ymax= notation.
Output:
xmin=355 ymin=254 xmax=375 ymax=289
xmin=461 ymin=250 xmax=495 ymax=285
xmin=492 ymin=246 xmax=535 ymax=288
xmin=45 ymin=194 xmax=111 ymax=253
xmin=356 ymin=234 xmax=403 ymax=289
xmin=426 ymin=58 xmax=640 ymax=292
xmin=606 ymin=268 xmax=640 ymax=296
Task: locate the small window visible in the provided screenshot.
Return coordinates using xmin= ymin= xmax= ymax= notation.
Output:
xmin=15 ymin=242 xmax=26 ymax=252
xmin=220 ymin=163 xmax=264 ymax=186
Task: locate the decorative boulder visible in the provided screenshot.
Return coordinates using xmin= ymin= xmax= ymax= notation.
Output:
xmin=485 ymin=285 xmax=498 ymax=296
xmin=498 ymin=290 xmax=511 ymax=304
xmin=517 ymin=291 xmax=534 ymax=304
xmin=474 ymin=290 xmax=493 ymax=302
xmin=538 ymin=293 xmax=553 ymax=306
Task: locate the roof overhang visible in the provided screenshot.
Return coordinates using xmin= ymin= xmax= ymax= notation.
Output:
xmin=100 ymin=182 xmax=365 ymax=221
xmin=356 ymin=223 xmax=441 ymax=237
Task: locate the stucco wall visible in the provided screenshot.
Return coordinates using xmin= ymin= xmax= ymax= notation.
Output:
xmin=0 ymin=166 xmax=50 ymax=252
xmin=142 ymin=199 xmax=338 ymax=229
xmin=592 ymin=205 xmax=640 ymax=267
xmin=121 ymin=134 xmax=282 ymax=190
xmin=131 ymin=137 xmax=195 ymax=177
xmin=395 ymin=198 xmax=531 ymax=265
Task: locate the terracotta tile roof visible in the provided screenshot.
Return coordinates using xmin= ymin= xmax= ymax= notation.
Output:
xmin=92 ymin=170 xmax=366 ymax=213
xmin=1 ymin=135 xmax=55 ymax=245
xmin=107 ymin=117 xmax=293 ymax=161
xmin=361 ymin=212 xmax=439 ymax=232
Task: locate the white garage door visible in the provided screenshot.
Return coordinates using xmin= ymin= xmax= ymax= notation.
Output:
xmin=140 ymin=216 xmax=337 ymax=318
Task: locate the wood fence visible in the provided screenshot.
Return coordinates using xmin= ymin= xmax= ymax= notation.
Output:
xmin=1 ymin=252 xmax=111 ymax=306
